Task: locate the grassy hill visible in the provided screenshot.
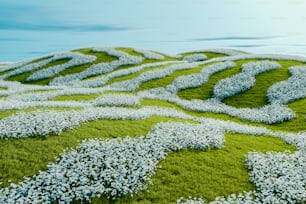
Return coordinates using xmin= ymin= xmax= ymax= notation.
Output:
xmin=0 ymin=47 xmax=305 ymax=203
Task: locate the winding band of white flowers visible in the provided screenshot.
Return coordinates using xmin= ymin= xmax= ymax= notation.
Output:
xmin=165 ymin=61 xmax=236 ymax=94
xmin=267 ymin=65 xmax=306 ymax=104
xmin=0 ymin=122 xmax=225 ymax=203
xmin=0 ymin=82 xmax=297 ymax=124
xmin=108 ymin=62 xmax=201 ymax=91
xmin=139 ymin=88 xmax=295 ymax=124
xmin=1 ymin=115 xmax=305 ymax=203
xmin=72 ymin=61 xmax=179 ymax=88
xmin=133 ymin=48 xmax=165 ymax=60
xmin=0 ymin=80 xmax=61 ymax=96
xmin=213 ymin=61 xmax=281 ymax=100
xmin=0 ymin=105 xmax=305 ymax=152
xmin=0 ymin=52 xmax=96 ymax=81
xmin=49 ymin=47 xmax=144 ymax=86
xmin=183 ymin=54 xmax=208 ymax=62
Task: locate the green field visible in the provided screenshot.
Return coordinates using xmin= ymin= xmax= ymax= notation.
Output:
xmin=0 ymin=47 xmax=305 ymax=203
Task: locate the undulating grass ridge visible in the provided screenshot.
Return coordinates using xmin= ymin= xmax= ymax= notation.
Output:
xmin=0 ymin=47 xmax=305 ymax=204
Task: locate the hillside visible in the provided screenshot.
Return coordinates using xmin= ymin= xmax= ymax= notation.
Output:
xmin=0 ymin=47 xmax=305 ymax=203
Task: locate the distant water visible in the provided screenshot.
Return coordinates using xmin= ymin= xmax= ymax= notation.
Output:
xmin=1 ymin=0 xmax=306 ymax=62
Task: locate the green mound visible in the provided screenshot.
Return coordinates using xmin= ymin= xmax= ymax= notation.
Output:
xmin=0 ymin=47 xmax=305 ymax=204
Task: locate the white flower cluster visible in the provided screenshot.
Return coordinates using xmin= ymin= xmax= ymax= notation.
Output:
xmin=0 ymin=80 xmax=59 ymax=97
xmin=0 ymin=59 xmax=39 ymax=74
xmin=209 ymin=191 xmax=256 ymax=204
xmin=0 ymin=122 xmax=224 ymax=203
xmin=267 ymin=65 xmax=306 ymax=104
xmin=207 ymin=53 xmax=306 ymax=64
xmin=139 ymin=88 xmax=296 ymax=124
xmin=109 ymin=62 xmax=199 ymax=91
xmin=76 ymin=61 xmax=177 ymax=88
xmin=213 ymin=61 xmax=281 ymax=100
xmin=90 ymin=94 xmax=141 ymax=107
xmin=1 ymin=95 xmax=299 ymax=144
xmin=183 ymin=54 xmax=208 ymax=62
xmin=0 ymin=52 xmax=96 ymax=81
xmin=0 ymin=100 xmax=92 ymax=111
xmin=177 ymin=192 xmax=256 ymax=204
xmin=26 ymin=53 xmax=96 ymax=81
xmin=6 ymin=86 xmax=104 ymax=102
xmin=181 ymin=99 xmax=295 ymax=124
xmin=166 ymin=61 xmax=236 ymax=94
xmin=50 ymin=47 xmax=143 ymax=86
xmin=246 ymin=150 xmax=306 ymax=204
xmin=4 ymin=92 xmax=137 ymax=109
xmin=0 ymin=106 xmax=197 ymax=139
xmin=133 ymin=48 xmax=165 ymax=60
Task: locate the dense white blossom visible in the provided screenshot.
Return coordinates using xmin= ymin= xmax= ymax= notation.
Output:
xmin=267 ymin=65 xmax=306 ymax=104
xmin=0 ymin=80 xmax=60 ymax=97
xmin=50 ymin=47 xmax=143 ymax=86
xmin=183 ymin=54 xmax=207 ymax=62
xmin=246 ymin=151 xmax=306 ymax=203
xmin=166 ymin=61 xmax=236 ymax=94
xmin=76 ymin=61 xmax=178 ymax=88
xmin=139 ymin=88 xmax=296 ymax=124
xmin=90 ymin=94 xmax=141 ymax=107
xmin=0 ymin=47 xmax=305 ymax=204
xmin=213 ymin=61 xmax=281 ymax=100
xmin=109 ymin=62 xmax=200 ymax=91
xmin=0 ymin=122 xmax=224 ymax=203
xmin=1 ymin=52 xmax=96 ymax=82
xmin=133 ymin=48 xmax=165 ymax=60
xmin=0 ymin=59 xmax=42 ymax=73
xmin=26 ymin=53 xmax=96 ymax=81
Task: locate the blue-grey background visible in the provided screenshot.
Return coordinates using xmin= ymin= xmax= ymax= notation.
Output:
xmin=1 ymin=0 xmax=306 ymax=62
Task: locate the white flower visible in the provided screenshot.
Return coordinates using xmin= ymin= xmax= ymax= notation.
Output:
xmin=183 ymin=54 xmax=207 ymax=62
xmin=0 ymin=122 xmax=225 ymax=203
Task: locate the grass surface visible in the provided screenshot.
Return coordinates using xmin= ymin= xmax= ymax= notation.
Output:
xmin=7 ymin=58 xmax=71 ymax=84
xmin=0 ymin=116 xmax=192 ymax=188
xmin=92 ymin=133 xmax=294 ymax=203
xmin=0 ymin=47 xmax=305 ymax=203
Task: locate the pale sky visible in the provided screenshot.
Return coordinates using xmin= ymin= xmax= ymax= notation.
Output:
xmin=1 ymin=0 xmax=306 ymax=61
